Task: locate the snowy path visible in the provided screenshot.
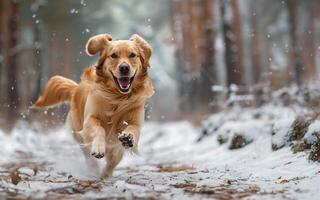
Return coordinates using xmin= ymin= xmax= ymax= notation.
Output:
xmin=0 ymin=121 xmax=319 ymax=199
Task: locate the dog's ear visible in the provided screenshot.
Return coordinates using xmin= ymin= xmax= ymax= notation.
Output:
xmin=130 ymin=34 xmax=152 ymax=68
xmin=85 ymin=34 xmax=112 ymax=56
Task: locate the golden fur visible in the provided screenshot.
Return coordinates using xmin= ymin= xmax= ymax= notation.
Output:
xmin=33 ymin=34 xmax=154 ymax=179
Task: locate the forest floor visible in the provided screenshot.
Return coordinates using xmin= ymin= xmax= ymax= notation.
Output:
xmin=0 ymin=106 xmax=319 ymax=200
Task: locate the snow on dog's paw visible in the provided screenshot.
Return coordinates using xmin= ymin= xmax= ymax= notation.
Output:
xmin=118 ymin=132 xmax=134 ymax=148
xmin=90 ymin=137 xmax=106 ymax=159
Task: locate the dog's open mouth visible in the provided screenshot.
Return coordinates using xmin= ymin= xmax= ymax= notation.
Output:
xmin=111 ymin=72 xmax=135 ymax=94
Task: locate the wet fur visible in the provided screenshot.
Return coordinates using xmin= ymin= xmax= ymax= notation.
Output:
xmin=33 ymin=34 xmax=153 ymax=179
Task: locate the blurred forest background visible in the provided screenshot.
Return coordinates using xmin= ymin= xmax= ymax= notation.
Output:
xmin=0 ymin=0 xmax=320 ymax=130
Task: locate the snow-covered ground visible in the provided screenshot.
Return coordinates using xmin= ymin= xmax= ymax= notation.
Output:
xmin=0 ymin=105 xmax=319 ymax=199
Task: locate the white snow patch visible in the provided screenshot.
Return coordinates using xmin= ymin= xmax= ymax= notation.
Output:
xmin=305 ymin=120 xmax=320 ymax=143
xmin=0 ymin=105 xmax=319 ymax=199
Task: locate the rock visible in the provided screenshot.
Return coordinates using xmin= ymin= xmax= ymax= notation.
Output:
xmin=309 ymin=136 xmax=320 ymax=162
xmin=272 ymin=143 xmax=285 ymax=151
xmin=301 ymin=85 xmax=320 ymax=109
xmin=198 ymin=120 xmax=223 ymax=142
xmin=279 ymin=91 xmax=291 ymax=106
xmin=229 ymin=134 xmax=253 ymax=150
xmin=271 ymin=119 xmax=294 ymax=151
xmin=287 ymin=116 xmax=312 ymax=142
xmin=291 ymin=142 xmax=311 ymax=154
xmin=272 ymin=116 xmax=313 ymax=152
xmin=197 ymin=129 xmax=209 ymax=142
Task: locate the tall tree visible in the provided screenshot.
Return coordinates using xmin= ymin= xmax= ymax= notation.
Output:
xmin=286 ymin=0 xmax=303 ymax=86
xmin=32 ymin=19 xmax=43 ymax=103
xmin=0 ymin=0 xmax=10 ymax=108
xmin=0 ymin=0 xmax=3 ymax=106
xmin=171 ymin=0 xmax=190 ymax=111
xmin=172 ymin=0 xmax=216 ymax=113
xmin=302 ymin=0 xmax=317 ymax=80
xmin=63 ymin=41 xmax=71 ymax=77
xmin=220 ymin=0 xmax=245 ymax=89
xmin=231 ymin=0 xmax=244 ymax=82
xmin=250 ymin=1 xmax=261 ymax=84
xmin=197 ymin=0 xmax=216 ymax=108
xmin=178 ymin=0 xmax=197 ymax=112
xmin=1 ymin=0 xmax=19 ymax=125
xmin=5 ymin=0 xmax=20 ymax=121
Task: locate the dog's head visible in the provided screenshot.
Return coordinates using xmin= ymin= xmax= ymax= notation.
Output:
xmin=85 ymin=34 xmax=152 ymax=94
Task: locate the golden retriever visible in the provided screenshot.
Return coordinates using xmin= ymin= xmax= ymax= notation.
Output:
xmin=33 ymin=34 xmax=154 ymax=179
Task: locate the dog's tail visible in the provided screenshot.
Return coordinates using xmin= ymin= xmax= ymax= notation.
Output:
xmin=33 ymin=76 xmax=78 ymax=109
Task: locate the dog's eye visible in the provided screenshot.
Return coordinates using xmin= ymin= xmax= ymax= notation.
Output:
xmin=110 ymin=53 xmax=118 ymax=59
xmin=129 ymin=53 xmax=136 ymax=58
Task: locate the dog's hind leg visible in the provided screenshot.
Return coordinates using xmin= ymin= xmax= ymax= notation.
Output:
xmin=67 ymin=112 xmax=99 ymax=176
xmin=100 ymin=148 xmax=124 ymax=179
xmin=72 ymin=130 xmax=100 ymax=176
xmin=81 ymin=145 xmax=100 ymax=175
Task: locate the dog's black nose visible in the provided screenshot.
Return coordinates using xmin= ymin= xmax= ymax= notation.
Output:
xmin=119 ymin=63 xmax=130 ymax=76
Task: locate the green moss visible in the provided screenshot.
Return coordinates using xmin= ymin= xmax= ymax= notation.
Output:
xmin=217 ymin=135 xmax=228 ymax=145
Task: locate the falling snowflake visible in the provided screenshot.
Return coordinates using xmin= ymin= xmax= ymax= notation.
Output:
xmin=70 ymin=8 xmax=79 ymax=14
xmin=80 ymin=0 xmax=87 ymax=6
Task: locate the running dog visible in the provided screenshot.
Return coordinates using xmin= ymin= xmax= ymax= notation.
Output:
xmin=33 ymin=34 xmax=154 ymax=178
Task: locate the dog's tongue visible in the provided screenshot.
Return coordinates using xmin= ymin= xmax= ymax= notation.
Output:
xmin=118 ymin=77 xmax=130 ymax=89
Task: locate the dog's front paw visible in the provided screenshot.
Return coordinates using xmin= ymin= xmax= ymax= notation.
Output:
xmin=91 ymin=137 xmax=106 ymax=159
xmin=118 ymin=132 xmax=134 ymax=148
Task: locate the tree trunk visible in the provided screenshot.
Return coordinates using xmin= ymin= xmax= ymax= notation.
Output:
xmin=0 ymin=0 xmax=10 ymax=107
xmin=250 ymin=3 xmax=261 ymax=84
xmin=198 ymin=0 xmax=216 ymax=109
xmin=174 ymin=0 xmax=192 ymax=112
xmin=302 ymin=0 xmax=316 ymax=80
xmin=315 ymin=1 xmax=320 ymax=74
xmin=220 ymin=0 xmax=244 ymax=89
xmin=231 ymin=0 xmax=244 ymax=84
xmin=174 ymin=0 xmax=199 ymax=112
xmin=49 ymin=38 xmax=58 ymax=76
xmin=63 ymin=41 xmax=71 ymax=77
xmin=6 ymin=1 xmax=19 ymax=121
xmin=286 ymin=0 xmax=303 ymax=86
xmin=33 ymin=21 xmax=42 ymax=103
xmin=0 ymin=0 xmax=3 ymax=106
xmin=172 ymin=0 xmax=217 ymax=114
